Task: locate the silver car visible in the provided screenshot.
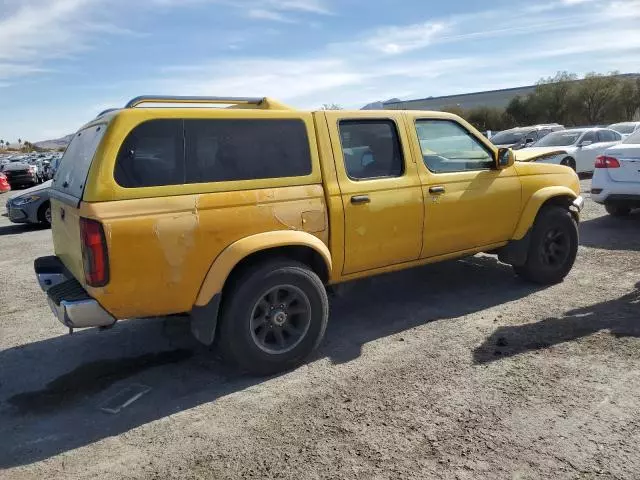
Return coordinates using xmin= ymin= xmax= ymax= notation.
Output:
xmin=5 ymin=180 xmax=52 ymax=226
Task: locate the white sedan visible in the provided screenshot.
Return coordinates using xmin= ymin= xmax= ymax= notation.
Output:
xmin=522 ymin=128 xmax=623 ymax=174
xmin=591 ymin=129 xmax=640 ymax=216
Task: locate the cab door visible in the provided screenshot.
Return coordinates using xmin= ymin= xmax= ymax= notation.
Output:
xmin=324 ymin=111 xmax=423 ymax=275
xmin=406 ymin=114 xmax=521 ymax=258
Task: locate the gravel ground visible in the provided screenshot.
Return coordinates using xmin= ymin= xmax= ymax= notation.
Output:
xmin=1 ymin=179 xmax=639 ymax=479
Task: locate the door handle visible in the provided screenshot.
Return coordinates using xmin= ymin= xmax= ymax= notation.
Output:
xmin=429 ymin=186 xmax=445 ymax=194
xmin=351 ymin=195 xmax=370 ymax=205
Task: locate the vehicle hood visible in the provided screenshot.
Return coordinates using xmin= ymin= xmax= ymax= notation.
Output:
xmin=513 ymin=147 xmax=570 ymax=162
xmin=8 ymin=180 xmax=52 ymax=200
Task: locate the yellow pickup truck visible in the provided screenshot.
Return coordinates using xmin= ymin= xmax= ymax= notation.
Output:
xmin=35 ymin=95 xmax=583 ymax=374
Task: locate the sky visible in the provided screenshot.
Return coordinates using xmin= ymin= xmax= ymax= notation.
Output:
xmin=1 ymin=0 xmax=639 ymax=142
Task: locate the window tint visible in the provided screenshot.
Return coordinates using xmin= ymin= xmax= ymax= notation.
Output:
xmin=338 ymin=120 xmax=404 ymax=179
xmin=185 ymin=119 xmax=311 ymax=183
xmin=115 ymin=118 xmax=312 ymax=188
xmin=53 ymin=125 xmax=106 ymax=199
xmin=115 ymin=120 xmax=184 ymax=187
xmin=581 ymin=131 xmax=597 ymax=144
xmin=415 ymin=120 xmax=494 ymax=173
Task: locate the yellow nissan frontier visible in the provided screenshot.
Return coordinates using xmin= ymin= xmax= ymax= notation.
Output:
xmin=35 ymin=95 xmax=583 ymax=374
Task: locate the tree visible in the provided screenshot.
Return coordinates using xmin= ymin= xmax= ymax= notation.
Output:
xmin=574 ymin=72 xmax=621 ymax=125
xmin=321 ymin=103 xmax=342 ymax=110
xmin=616 ymin=77 xmax=640 ymax=121
xmin=534 ymin=71 xmax=578 ymax=125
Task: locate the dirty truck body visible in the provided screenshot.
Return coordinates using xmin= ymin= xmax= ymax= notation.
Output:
xmin=35 ymin=96 xmax=583 ymax=374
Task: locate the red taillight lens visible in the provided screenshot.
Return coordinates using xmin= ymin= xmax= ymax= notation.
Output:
xmin=80 ymin=218 xmax=109 ymax=287
xmin=595 ymin=155 xmax=620 ymax=169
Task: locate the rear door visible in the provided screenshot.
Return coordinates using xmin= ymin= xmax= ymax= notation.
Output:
xmin=50 ymin=124 xmax=107 ymax=281
xmin=323 ymin=111 xmax=423 ymax=275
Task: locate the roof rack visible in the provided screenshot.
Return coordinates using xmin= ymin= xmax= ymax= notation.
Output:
xmin=124 ymin=95 xmax=291 ymax=110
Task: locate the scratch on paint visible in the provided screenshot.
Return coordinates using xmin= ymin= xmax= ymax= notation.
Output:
xmin=153 ymin=207 xmax=199 ymax=284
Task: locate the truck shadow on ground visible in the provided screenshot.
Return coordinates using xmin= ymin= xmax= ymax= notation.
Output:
xmin=0 ymin=223 xmax=49 ymax=236
xmin=473 ymin=282 xmax=640 ymax=364
xmin=579 ymin=210 xmax=640 ymax=251
xmin=0 ymin=255 xmax=541 ymax=469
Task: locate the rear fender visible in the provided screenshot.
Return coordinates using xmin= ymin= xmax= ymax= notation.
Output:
xmin=194 ymin=230 xmax=332 ymax=307
xmin=512 ymin=186 xmax=578 ymax=240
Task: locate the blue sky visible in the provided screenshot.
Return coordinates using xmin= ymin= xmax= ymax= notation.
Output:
xmin=1 ymin=0 xmax=639 ymax=142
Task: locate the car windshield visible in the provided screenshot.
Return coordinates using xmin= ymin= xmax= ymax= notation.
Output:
xmin=490 ymin=130 xmax=525 ymax=145
xmin=534 ymin=130 xmax=583 ymax=147
xmin=622 ymin=129 xmax=640 ymax=144
xmin=610 ymin=123 xmax=637 ymax=134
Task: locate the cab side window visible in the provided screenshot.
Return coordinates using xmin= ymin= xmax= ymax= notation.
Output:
xmin=338 ymin=120 xmax=404 ymax=180
xmin=416 ymin=120 xmax=494 ymax=173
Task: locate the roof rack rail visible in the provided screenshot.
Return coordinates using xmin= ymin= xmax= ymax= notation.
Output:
xmin=95 ymin=108 xmax=119 ymax=118
xmin=125 ymin=95 xmax=269 ymax=109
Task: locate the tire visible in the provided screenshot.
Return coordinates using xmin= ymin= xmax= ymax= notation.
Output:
xmin=560 ymin=157 xmax=576 ymax=171
xmin=37 ymin=201 xmax=51 ymax=226
xmin=605 ymin=204 xmax=631 ymax=217
xmin=217 ymin=260 xmax=329 ymax=375
xmin=514 ymin=206 xmax=578 ymax=285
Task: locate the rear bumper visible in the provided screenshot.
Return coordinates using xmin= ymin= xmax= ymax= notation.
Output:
xmin=34 ymin=256 xmax=115 ymax=329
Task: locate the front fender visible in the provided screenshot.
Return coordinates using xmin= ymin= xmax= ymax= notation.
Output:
xmin=512 ymin=186 xmax=578 ymax=240
xmin=194 ymin=230 xmax=332 ymax=307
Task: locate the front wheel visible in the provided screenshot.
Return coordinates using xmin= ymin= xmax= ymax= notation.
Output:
xmin=514 ymin=206 xmax=578 ymax=285
xmin=605 ymin=204 xmax=631 ymax=217
xmin=560 ymin=157 xmax=576 ymax=171
xmin=217 ymin=260 xmax=329 ymax=375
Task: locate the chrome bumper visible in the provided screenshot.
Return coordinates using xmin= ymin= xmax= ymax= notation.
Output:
xmin=572 ymin=196 xmax=584 ymax=212
xmin=35 ymin=256 xmax=115 ymax=329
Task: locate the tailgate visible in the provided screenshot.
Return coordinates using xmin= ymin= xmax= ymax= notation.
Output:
xmin=50 ymin=124 xmax=107 ymax=281
xmin=50 ymin=198 xmax=85 ymax=282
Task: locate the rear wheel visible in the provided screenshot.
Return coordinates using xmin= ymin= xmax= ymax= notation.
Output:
xmin=605 ymin=204 xmax=631 ymax=217
xmin=217 ymin=260 xmax=329 ymax=375
xmin=560 ymin=157 xmax=576 ymax=171
xmin=514 ymin=206 xmax=578 ymax=284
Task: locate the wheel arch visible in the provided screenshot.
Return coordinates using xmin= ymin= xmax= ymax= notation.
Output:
xmin=512 ymin=187 xmax=579 ymax=240
xmin=194 ymin=230 xmax=332 ymax=308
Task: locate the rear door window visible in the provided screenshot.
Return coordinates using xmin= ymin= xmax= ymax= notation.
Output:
xmin=53 ymin=125 xmax=106 ymax=199
xmin=184 ymin=119 xmax=311 ymax=183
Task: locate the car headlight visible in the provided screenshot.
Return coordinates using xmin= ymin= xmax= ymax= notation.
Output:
xmin=12 ymin=195 xmax=40 ymax=206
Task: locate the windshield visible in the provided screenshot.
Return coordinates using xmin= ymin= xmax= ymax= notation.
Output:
xmin=490 ymin=130 xmax=525 ymax=145
xmin=623 ymin=129 xmax=640 ymax=144
xmin=53 ymin=124 xmax=106 ymax=199
xmin=610 ymin=123 xmax=637 ymax=135
xmin=534 ymin=130 xmax=583 ymax=147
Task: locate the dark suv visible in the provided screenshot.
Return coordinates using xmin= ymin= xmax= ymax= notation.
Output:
xmin=0 ymin=161 xmax=38 ymax=188
xmin=491 ymin=124 xmax=564 ymax=150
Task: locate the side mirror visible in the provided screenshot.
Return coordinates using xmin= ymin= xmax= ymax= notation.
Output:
xmin=579 ymin=140 xmax=593 ymax=147
xmin=496 ymin=148 xmax=515 ymax=169
xmin=524 ymin=138 xmax=535 ymax=145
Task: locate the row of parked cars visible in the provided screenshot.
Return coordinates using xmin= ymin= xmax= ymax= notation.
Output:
xmin=490 ymin=122 xmax=640 ymax=216
xmin=0 ymin=152 xmax=62 ymax=225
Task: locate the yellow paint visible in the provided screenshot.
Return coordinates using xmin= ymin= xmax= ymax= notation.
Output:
xmin=51 ymin=102 xmax=581 ymax=321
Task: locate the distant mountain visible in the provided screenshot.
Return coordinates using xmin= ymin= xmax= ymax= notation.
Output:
xmin=34 ymin=134 xmax=73 ymax=150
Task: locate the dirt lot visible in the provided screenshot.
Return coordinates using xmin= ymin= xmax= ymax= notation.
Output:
xmin=1 ymin=179 xmax=639 ymax=479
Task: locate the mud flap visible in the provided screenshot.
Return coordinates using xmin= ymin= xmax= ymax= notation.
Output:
xmin=497 ymin=231 xmax=531 ymax=267
xmin=190 ymin=294 xmax=221 ymax=345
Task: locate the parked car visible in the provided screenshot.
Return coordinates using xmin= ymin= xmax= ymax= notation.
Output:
xmin=491 ymin=124 xmax=564 ymax=150
xmin=34 ymin=95 xmax=583 ymax=375
xmin=0 ymin=160 xmax=39 ymax=188
xmin=591 ymin=129 xmax=640 ymax=216
xmin=608 ymin=121 xmax=640 ymax=138
xmin=524 ymin=127 xmax=623 ymax=173
xmin=0 ymin=172 xmax=10 ymax=193
xmin=5 ymin=180 xmax=52 ymax=225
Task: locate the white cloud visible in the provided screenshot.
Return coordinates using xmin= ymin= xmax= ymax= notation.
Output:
xmin=364 ymin=22 xmax=449 ymax=55
xmin=247 ymin=8 xmax=295 ymax=22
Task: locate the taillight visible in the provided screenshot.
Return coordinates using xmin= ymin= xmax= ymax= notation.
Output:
xmin=80 ymin=218 xmax=109 ymax=287
xmin=595 ymin=155 xmax=620 ymax=168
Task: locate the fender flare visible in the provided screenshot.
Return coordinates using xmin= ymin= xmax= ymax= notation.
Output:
xmin=194 ymin=230 xmax=332 ymax=307
xmin=512 ymin=186 xmax=578 ymax=240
